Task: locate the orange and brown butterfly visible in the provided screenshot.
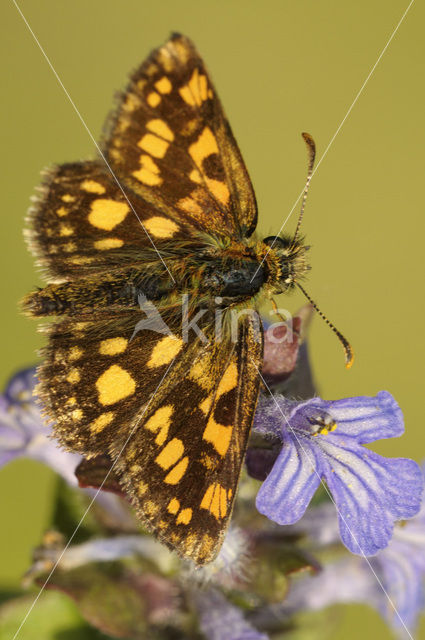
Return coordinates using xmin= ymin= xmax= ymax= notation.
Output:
xmin=22 ymin=34 xmax=345 ymax=565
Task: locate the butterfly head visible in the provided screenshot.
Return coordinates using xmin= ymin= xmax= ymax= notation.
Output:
xmin=263 ymin=234 xmax=310 ymax=293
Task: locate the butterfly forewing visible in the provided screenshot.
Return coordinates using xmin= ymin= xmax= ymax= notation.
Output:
xmin=115 ymin=315 xmax=263 ymax=564
xmin=104 ymin=34 xmax=258 ymax=238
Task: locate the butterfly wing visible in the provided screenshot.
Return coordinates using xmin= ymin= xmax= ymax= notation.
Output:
xmin=38 ymin=312 xmax=262 ymax=564
xmin=104 ymin=33 xmax=258 ymax=238
xmin=118 ymin=313 xmax=263 ymax=564
xmin=27 ymin=161 xmax=195 ymax=281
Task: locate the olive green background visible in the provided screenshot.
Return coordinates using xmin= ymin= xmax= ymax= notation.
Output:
xmin=1 ymin=0 xmax=424 ymax=637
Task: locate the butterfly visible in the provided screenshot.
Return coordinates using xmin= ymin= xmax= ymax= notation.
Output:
xmin=24 ymin=34 xmax=352 ymax=565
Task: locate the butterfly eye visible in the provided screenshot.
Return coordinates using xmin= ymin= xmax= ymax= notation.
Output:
xmin=263 ymin=236 xmax=287 ymax=249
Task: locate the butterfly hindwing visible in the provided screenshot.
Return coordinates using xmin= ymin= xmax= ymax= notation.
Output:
xmin=37 ymin=311 xmax=262 ymax=564
xmin=104 ymin=34 xmax=258 ymax=238
xmin=37 ymin=311 xmax=186 ymax=454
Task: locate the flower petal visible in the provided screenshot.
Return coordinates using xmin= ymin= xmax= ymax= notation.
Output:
xmin=327 ymin=391 xmax=404 ymax=443
xmin=320 ymin=437 xmax=423 ymax=555
xmin=196 ymin=589 xmax=268 ymax=640
xmin=28 ymin=437 xmax=80 ymax=486
xmin=281 ymin=557 xmax=374 ymax=614
xmin=256 ymin=438 xmax=322 ymax=525
xmin=253 ymin=395 xmax=295 ymax=440
xmin=4 ymin=367 xmax=37 ymax=405
xmin=372 ymin=543 xmax=425 ymax=632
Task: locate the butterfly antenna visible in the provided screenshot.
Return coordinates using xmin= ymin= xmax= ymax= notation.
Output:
xmin=292 ymin=133 xmax=316 ymax=245
xmin=296 ymin=282 xmax=354 ymax=368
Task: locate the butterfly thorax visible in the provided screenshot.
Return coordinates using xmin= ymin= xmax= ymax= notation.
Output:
xmin=201 ymin=235 xmax=309 ymax=300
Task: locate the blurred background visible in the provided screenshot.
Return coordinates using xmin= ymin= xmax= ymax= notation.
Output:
xmin=1 ymin=0 xmax=424 ymax=637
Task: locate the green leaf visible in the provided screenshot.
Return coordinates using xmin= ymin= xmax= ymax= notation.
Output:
xmin=50 ymin=478 xmax=103 ymax=543
xmin=33 ymin=561 xmax=186 ymax=640
xmin=0 ymin=590 xmax=111 ymax=640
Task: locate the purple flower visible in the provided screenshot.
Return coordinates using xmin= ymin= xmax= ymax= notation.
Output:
xmin=0 ymin=367 xmax=80 ymax=484
xmin=195 ymin=589 xmax=269 ymax=640
xmin=282 ymin=474 xmax=425 ymax=636
xmin=254 ymin=391 xmax=423 ymax=556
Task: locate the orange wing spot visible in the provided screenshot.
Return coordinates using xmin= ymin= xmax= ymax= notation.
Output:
xmin=144 ymin=501 xmax=160 ymax=516
xmin=61 ymin=194 xmax=76 ymax=203
xmin=69 ymin=346 xmax=83 ymax=361
xmin=56 ymin=206 xmax=68 ymax=217
xmin=144 ymin=216 xmax=179 ymax=239
xmin=198 ymin=534 xmax=215 ymax=562
xmin=71 ymin=256 xmax=93 ymax=265
xmin=155 ymin=438 xmax=184 ymax=470
xmin=146 ymin=119 xmax=174 ymax=141
xmin=198 ymin=74 xmax=208 ymax=101
xmin=144 ymin=405 xmax=173 ymax=446
xmin=155 ymin=76 xmax=172 ymax=94
xmin=205 ymin=178 xmax=230 ymax=207
xmin=147 ymin=335 xmax=183 ymax=368
xmin=66 ymin=368 xmax=80 ymax=384
xmin=164 ymin=457 xmax=188 ymax=484
xmin=202 ymin=415 xmax=233 ymax=457
xmin=188 ymin=128 xmax=231 ymax=207
xmin=99 ymin=337 xmax=128 ymax=355
xmin=88 ymin=199 xmax=129 ymax=230
xmin=139 ymin=154 xmax=160 ymax=174
xmin=199 ymin=395 xmax=213 ymax=416
xmin=188 ymin=353 xmax=215 ymax=390
xmin=90 ymin=411 xmax=114 ymax=434
xmin=200 ymin=484 xmax=214 ymax=510
xmin=176 ymin=508 xmax=192 ymax=525
xmin=94 ymin=238 xmax=124 ymax=250
xmin=132 ymin=154 xmax=162 ymax=186
xmin=71 ymin=408 xmax=83 ymax=421
xmin=200 ymin=483 xmax=228 ymax=520
xmin=217 ymin=360 xmax=238 ymax=398
xmin=95 ymin=365 xmax=136 ymax=405
xmin=189 ymin=127 xmax=218 ymax=166
xmin=179 ymin=84 xmax=196 ymax=107
xmin=179 ymin=69 xmax=209 ymax=107
xmin=59 ymin=224 xmax=73 ymax=237
xmin=210 ymin=485 xmax=221 ymax=519
xmin=124 ymin=93 xmax=142 ymax=112
xmin=147 ymin=91 xmax=161 ymax=107
xmin=219 ymin=486 xmax=228 ymax=518
xmin=132 ymin=169 xmax=162 ymax=186
xmin=177 ymin=196 xmax=203 ymax=215
xmin=138 ymin=481 xmax=148 ymax=495
xmin=189 ymin=169 xmax=202 ymax=184
xmin=138 ymin=133 xmax=169 ymax=159
xmin=167 ymin=498 xmax=180 ymax=515
xmin=81 ymin=179 xmax=105 ymax=194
